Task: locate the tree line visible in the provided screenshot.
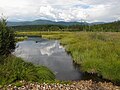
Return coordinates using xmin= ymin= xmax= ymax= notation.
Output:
xmin=11 ymin=21 xmax=120 ymax=32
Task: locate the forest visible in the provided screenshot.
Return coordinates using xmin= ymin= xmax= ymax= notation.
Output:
xmin=11 ymin=21 xmax=120 ymax=32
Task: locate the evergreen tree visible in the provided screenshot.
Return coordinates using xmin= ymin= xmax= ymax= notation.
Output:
xmin=0 ymin=17 xmax=15 ymax=56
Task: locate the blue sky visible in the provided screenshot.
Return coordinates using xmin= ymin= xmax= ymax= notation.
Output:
xmin=0 ymin=0 xmax=120 ymax=22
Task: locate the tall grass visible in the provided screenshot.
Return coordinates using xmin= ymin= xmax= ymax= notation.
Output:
xmin=42 ymin=32 xmax=120 ymax=83
xmin=15 ymin=36 xmax=28 ymax=42
xmin=0 ymin=55 xmax=55 ymax=85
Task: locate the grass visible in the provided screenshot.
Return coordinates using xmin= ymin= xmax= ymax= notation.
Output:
xmin=12 ymin=81 xmax=24 ymax=87
xmin=0 ymin=55 xmax=55 ymax=85
xmin=42 ymin=32 xmax=120 ymax=83
xmin=15 ymin=36 xmax=28 ymax=42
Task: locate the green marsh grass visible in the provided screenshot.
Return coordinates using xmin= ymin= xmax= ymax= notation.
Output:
xmin=0 ymin=55 xmax=55 ymax=85
xmin=15 ymin=36 xmax=28 ymax=42
xmin=42 ymin=32 xmax=120 ymax=83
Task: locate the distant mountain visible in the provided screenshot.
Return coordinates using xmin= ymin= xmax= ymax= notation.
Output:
xmin=90 ymin=22 xmax=105 ymax=25
xmin=7 ymin=19 xmax=88 ymax=26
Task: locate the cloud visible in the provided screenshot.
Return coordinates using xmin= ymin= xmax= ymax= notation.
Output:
xmin=0 ymin=0 xmax=120 ymax=22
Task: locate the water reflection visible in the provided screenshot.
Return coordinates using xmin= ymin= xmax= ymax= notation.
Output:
xmin=13 ymin=37 xmax=82 ymax=80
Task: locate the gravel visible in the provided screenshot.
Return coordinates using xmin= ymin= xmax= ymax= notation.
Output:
xmin=1 ymin=80 xmax=120 ymax=90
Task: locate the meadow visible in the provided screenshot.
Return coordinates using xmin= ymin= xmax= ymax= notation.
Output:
xmin=16 ymin=31 xmax=120 ymax=83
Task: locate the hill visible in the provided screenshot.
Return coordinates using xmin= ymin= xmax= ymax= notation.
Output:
xmin=7 ymin=19 xmax=88 ymax=26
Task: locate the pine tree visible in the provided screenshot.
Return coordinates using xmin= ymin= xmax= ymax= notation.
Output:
xmin=0 ymin=17 xmax=15 ymax=56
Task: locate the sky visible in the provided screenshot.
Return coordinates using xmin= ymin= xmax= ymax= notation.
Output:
xmin=0 ymin=0 xmax=120 ymax=22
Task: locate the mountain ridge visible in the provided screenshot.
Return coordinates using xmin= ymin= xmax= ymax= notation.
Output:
xmin=7 ymin=19 xmax=105 ymax=26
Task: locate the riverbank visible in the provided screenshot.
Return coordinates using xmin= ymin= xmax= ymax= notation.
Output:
xmin=2 ymin=80 xmax=120 ymax=90
xmin=0 ymin=56 xmax=55 ymax=86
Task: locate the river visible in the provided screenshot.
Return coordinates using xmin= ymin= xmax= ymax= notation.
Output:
xmin=13 ymin=37 xmax=83 ymax=80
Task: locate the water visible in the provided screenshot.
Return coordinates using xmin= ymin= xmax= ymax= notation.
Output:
xmin=13 ymin=37 xmax=82 ymax=80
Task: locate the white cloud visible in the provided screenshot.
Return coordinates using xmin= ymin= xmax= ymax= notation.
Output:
xmin=0 ymin=0 xmax=120 ymax=22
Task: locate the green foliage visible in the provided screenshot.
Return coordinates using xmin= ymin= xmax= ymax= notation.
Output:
xmin=49 ymin=26 xmax=60 ymax=31
xmin=0 ymin=56 xmax=55 ymax=85
xmin=0 ymin=18 xmax=15 ymax=56
xmin=13 ymin=81 xmax=24 ymax=87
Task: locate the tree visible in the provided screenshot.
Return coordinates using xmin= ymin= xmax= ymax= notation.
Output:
xmin=0 ymin=17 xmax=15 ymax=56
xmin=49 ymin=26 xmax=60 ymax=31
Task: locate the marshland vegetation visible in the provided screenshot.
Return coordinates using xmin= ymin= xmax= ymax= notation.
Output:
xmin=16 ymin=31 xmax=120 ymax=83
xmin=42 ymin=32 xmax=120 ymax=83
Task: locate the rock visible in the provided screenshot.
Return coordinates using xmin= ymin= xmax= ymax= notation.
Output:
xmin=1 ymin=80 xmax=120 ymax=90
